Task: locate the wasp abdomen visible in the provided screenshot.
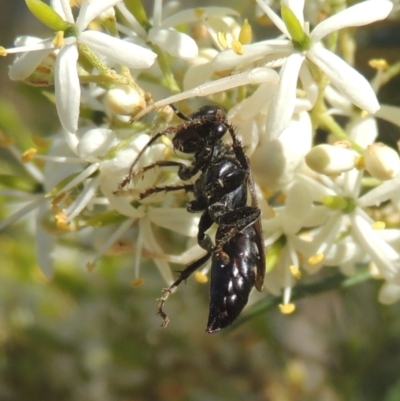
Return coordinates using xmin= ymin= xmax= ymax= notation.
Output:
xmin=206 ymin=228 xmax=259 ymax=333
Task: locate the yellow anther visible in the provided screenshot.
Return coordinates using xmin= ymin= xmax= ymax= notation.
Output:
xmin=355 ymin=155 xmax=365 ymax=170
xmin=232 ymin=40 xmax=244 ymax=55
xmin=238 ymin=19 xmax=252 ymax=44
xmin=86 ymin=261 xmax=96 ymax=272
xmin=218 ymin=31 xmax=228 ymax=48
xmin=0 ymin=136 xmax=14 ymax=147
xmin=279 ymin=303 xmax=296 ymax=314
xmin=131 ymin=277 xmax=145 ymax=287
xmin=55 ymin=212 xmax=69 ymax=230
xmin=372 ymin=221 xmax=386 ymax=230
xmin=21 ymin=148 xmax=37 ymax=163
xmin=308 ymin=253 xmax=324 ymax=265
xmin=290 ymin=265 xmax=301 ymax=279
xmin=195 ymin=271 xmax=208 ymax=284
xmin=32 ymin=134 xmax=50 ymax=149
xmin=194 ymin=8 xmax=206 ymax=18
xmin=0 ymin=46 xmax=7 ymax=56
xmin=369 ymin=58 xmax=389 ymax=70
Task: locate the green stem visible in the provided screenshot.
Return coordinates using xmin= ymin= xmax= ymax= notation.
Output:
xmin=318 ymin=113 xmax=364 ymax=154
xmin=228 ymin=267 xmax=371 ymax=332
xmin=381 ymin=61 xmax=400 ymax=86
xmin=154 ymin=47 xmax=181 ymax=94
xmin=78 ymin=43 xmax=144 ymax=95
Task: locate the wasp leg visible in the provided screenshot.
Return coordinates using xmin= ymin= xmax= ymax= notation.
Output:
xmin=131 ymin=160 xmax=190 ymax=180
xmin=157 ymin=252 xmax=212 ymax=327
xmin=139 ymin=184 xmax=194 ymax=200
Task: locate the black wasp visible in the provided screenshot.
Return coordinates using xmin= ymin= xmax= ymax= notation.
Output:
xmin=119 ymin=105 xmax=265 ymax=333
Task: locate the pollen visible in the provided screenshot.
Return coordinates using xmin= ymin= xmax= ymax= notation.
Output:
xmin=0 ymin=46 xmax=7 ymax=56
xmin=232 ymin=40 xmax=244 ymax=55
xmin=290 ymin=265 xmax=301 ymax=279
xmin=372 ymin=221 xmax=386 ymax=230
xmin=52 ymin=31 xmax=65 ymax=48
xmin=279 ymin=303 xmax=296 ymax=314
xmin=195 ymin=271 xmax=208 ymax=284
xmin=308 ymin=253 xmax=324 ymax=265
xmin=21 ymin=148 xmax=37 ymax=163
xmin=131 ymin=277 xmax=145 ymax=287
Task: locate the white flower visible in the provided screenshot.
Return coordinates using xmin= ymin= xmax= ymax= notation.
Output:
xmin=254 ymin=0 xmax=392 ymax=138
xmin=262 ymin=181 xmax=328 ymax=303
xmin=8 ymin=0 xmax=157 ymax=133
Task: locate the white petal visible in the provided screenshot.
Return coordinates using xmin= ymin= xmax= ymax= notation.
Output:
xmin=375 ymin=104 xmax=400 ymax=127
xmin=307 ymin=46 xmax=379 ymax=114
xmin=77 ymin=0 xmax=122 ymax=32
xmin=311 ymin=0 xmax=393 ymax=43
xmin=351 ymin=213 xmax=400 ymax=281
xmin=298 ymin=62 xmax=318 ymax=109
xmin=160 ymin=7 xmax=239 ymax=28
xmin=8 ymin=47 xmax=54 ymax=80
xmin=358 ymin=170 xmax=400 ymax=207
xmin=252 ymin=111 xmax=312 ymax=192
xmin=183 ymin=41 xmax=291 ymax=90
xmin=324 ymin=241 xmax=358 ymax=266
xmin=227 ymin=79 xmax=279 ymax=122
xmin=324 ymin=85 xmax=352 ymax=115
xmin=254 ymin=0 xmax=290 ymax=38
xmin=55 ymin=45 xmax=80 ymax=133
xmin=77 ymin=128 xmax=116 ymax=162
xmin=55 ymin=0 xmax=74 ymax=23
xmin=266 ymin=53 xmax=305 ymax=139
xmin=116 ymin=3 xmax=147 ymax=39
xmin=285 ymin=0 xmax=305 ymax=27
xmin=148 ymin=28 xmax=198 ymax=60
xmin=140 ymin=217 xmax=174 ymax=284
xmin=282 ymin=181 xmax=313 ymax=234
xmin=79 ymin=31 xmax=157 ymax=69
xmin=348 ymin=116 xmax=378 ymax=147
xmin=159 ymin=68 xmax=279 ymax=109
xmin=148 ymin=207 xmax=199 ymax=237
xmin=99 ymin=177 xmax=143 ymax=219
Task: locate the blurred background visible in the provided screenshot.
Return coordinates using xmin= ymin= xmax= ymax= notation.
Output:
xmin=1 ymin=1 xmax=400 ymax=400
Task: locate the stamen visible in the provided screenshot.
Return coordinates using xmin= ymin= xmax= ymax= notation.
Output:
xmin=372 ymin=221 xmax=385 ymax=230
xmin=308 ymin=253 xmax=324 ymax=265
xmin=279 ymin=303 xmax=296 ymax=314
xmin=22 ymin=148 xmax=37 ymax=163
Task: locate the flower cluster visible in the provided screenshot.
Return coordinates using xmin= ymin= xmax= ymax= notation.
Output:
xmin=2 ymin=0 xmax=400 ymax=310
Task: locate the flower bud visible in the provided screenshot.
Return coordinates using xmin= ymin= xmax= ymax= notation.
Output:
xmin=106 ymin=85 xmax=146 ymax=116
xmin=364 ymin=142 xmax=400 ymax=181
xmin=305 ymin=144 xmax=357 ymax=175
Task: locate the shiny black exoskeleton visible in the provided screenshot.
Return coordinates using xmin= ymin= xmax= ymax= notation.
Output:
xmin=120 ymin=105 xmax=265 ymax=333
